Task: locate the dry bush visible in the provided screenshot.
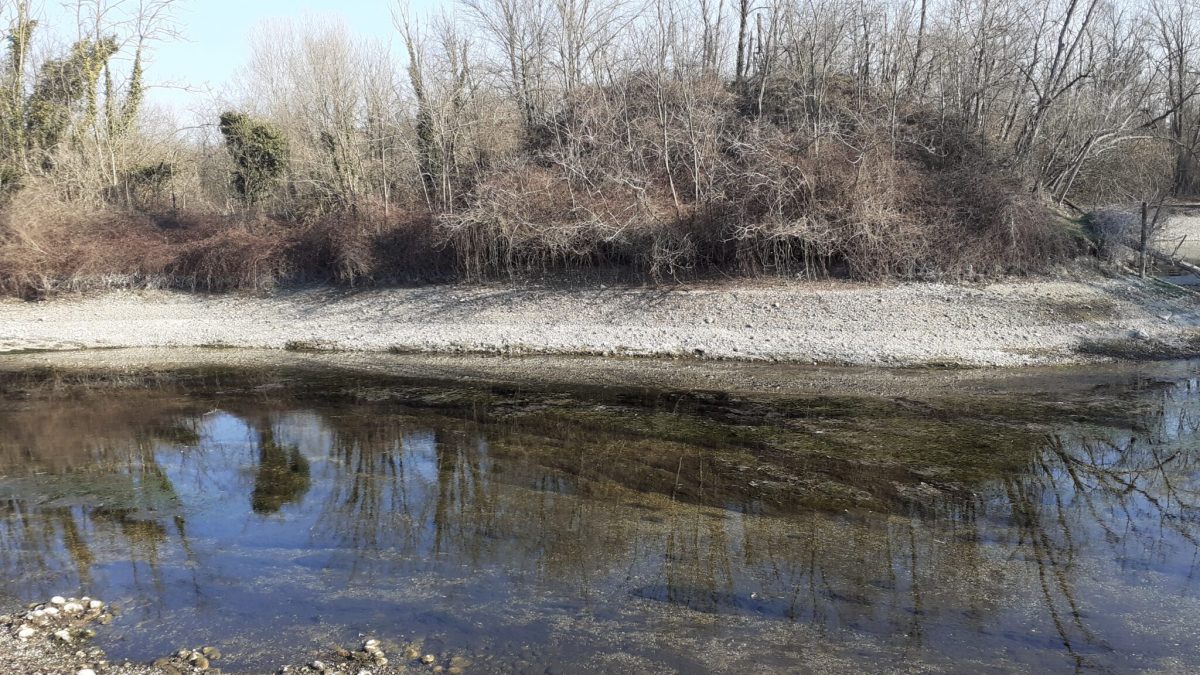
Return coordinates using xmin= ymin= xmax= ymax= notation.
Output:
xmin=438 ymin=75 xmax=1078 ymax=283
xmin=165 ymin=216 xmax=296 ymax=291
xmin=0 ymin=187 xmax=176 ymax=297
xmin=292 ymin=206 xmax=449 ymax=285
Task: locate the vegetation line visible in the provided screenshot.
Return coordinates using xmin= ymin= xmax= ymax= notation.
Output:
xmin=0 ymin=0 xmax=1196 ymax=296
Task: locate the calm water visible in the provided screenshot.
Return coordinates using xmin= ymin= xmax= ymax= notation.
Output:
xmin=1 ymin=364 xmax=1199 ymax=673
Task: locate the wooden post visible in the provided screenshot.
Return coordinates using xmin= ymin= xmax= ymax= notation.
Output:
xmin=1140 ymin=201 xmax=1149 ymax=279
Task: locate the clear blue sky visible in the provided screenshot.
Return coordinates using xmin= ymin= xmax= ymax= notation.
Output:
xmin=152 ymin=0 xmax=422 ymax=119
xmin=32 ymin=0 xmax=439 ymax=123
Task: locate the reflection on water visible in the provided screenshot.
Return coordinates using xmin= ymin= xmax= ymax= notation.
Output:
xmin=0 ymin=367 xmax=1199 ymax=673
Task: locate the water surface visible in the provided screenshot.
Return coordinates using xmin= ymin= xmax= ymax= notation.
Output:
xmin=0 ymin=363 xmax=1199 ymax=673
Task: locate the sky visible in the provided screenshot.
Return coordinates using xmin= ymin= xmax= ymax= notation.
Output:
xmin=27 ymin=0 xmax=436 ymax=124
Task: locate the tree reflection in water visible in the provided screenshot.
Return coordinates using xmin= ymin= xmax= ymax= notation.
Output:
xmin=0 ymin=369 xmax=1197 ymax=671
xmin=250 ymin=425 xmax=311 ymax=515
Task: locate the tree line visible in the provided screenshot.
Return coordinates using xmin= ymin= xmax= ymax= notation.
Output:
xmin=1 ymin=0 xmax=1199 ymax=293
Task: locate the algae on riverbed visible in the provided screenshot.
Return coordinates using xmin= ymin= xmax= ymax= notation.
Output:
xmin=0 ymin=360 xmax=1199 ymax=673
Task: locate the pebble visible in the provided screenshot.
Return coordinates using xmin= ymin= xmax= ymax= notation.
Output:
xmin=53 ymin=629 xmax=72 ymax=643
xmin=77 ymin=670 xmax=96 ymax=675
xmin=191 ymin=654 xmax=210 ymax=670
xmin=421 ymin=654 xmax=436 ymax=664
xmin=50 ymin=596 xmax=66 ymax=606
xmin=43 ymin=606 xmax=60 ymax=616
xmin=311 ymin=660 xmax=326 ymax=672
xmin=88 ymin=600 xmax=104 ymax=610
xmin=202 ymin=646 xmax=222 ymax=660
xmin=17 ymin=626 xmax=36 ymax=639
xmin=63 ymin=602 xmax=84 ymax=614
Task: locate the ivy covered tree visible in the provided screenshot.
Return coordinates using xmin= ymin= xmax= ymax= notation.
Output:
xmin=1 ymin=7 xmax=35 ymax=181
xmin=24 ymin=37 xmax=119 ymax=161
xmin=0 ymin=0 xmax=172 ymax=200
xmin=218 ymin=111 xmax=289 ymax=205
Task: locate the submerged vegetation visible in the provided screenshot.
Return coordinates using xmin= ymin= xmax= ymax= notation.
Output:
xmin=0 ymin=0 xmax=1197 ymax=295
xmin=1 ymin=361 xmax=1200 ymax=671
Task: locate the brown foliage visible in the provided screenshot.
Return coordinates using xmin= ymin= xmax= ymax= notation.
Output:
xmin=440 ymin=76 xmax=1076 ymax=282
xmin=0 ymin=201 xmax=451 ymax=297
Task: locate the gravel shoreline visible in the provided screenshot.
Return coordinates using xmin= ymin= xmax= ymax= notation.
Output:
xmin=1 ymin=596 xmax=475 ymax=675
xmin=1 ymin=276 xmax=1199 ymax=367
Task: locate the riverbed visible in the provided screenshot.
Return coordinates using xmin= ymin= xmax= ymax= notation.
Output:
xmin=1 ymin=351 xmax=1199 ymax=673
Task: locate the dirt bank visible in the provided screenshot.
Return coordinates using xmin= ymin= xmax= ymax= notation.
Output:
xmin=1 ymin=275 xmax=1198 ymax=367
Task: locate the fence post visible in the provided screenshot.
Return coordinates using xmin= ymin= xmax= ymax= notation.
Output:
xmin=1140 ymin=201 xmax=1148 ymax=279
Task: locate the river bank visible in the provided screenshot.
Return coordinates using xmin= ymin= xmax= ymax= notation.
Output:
xmin=1 ymin=275 xmax=1199 ymax=367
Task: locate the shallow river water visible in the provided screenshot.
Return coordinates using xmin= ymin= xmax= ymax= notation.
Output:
xmin=1 ymin=361 xmax=1199 ymax=673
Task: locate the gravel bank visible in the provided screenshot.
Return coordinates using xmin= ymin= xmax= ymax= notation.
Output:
xmin=1 ymin=276 xmax=1198 ymax=367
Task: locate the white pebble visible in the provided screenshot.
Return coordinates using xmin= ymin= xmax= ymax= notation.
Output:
xmin=88 ymin=600 xmax=103 ymax=610
xmin=53 ymin=629 xmax=72 ymax=642
xmin=63 ymin=602 xmax=84 ymax=614
xmin=17 ymin=626 xmax=35 ymax=639
xmin=43 ymin=606 xmax=60 ymax=616
xmin=78 ymin=670 xmax=96 ymax=675
xmin=50 ymin=596 xmax=66 ymax=606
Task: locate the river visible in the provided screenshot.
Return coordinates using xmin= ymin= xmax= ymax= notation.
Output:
xmin=0 ymin=358 xmax=1198 ymax=673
